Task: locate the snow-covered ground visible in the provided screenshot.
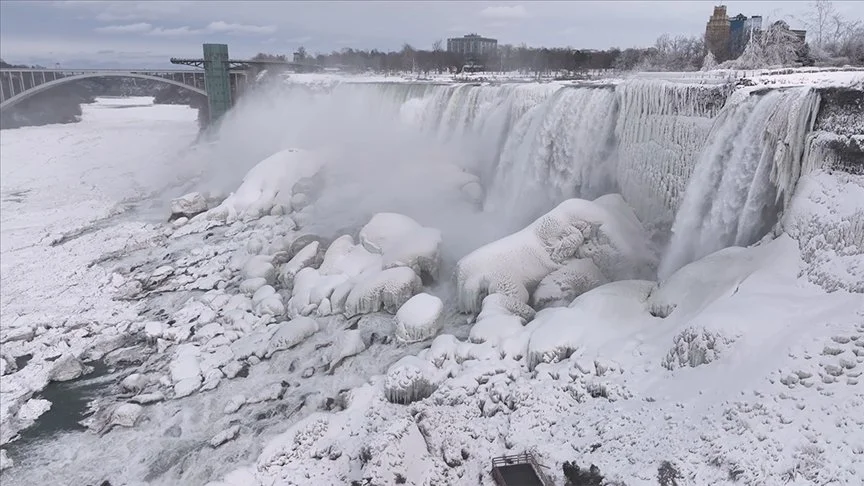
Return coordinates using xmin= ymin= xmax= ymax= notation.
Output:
xmin=1 ymin=70 xmax=863 ymax=486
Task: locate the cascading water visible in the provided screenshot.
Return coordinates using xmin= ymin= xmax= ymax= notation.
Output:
xmin=483 ymin=86 xmax=618 ymax=221
xmin=658 ymin=87 xmax=820 ymax=278
xmin=202 ymin=78 xmax=821 ymax=274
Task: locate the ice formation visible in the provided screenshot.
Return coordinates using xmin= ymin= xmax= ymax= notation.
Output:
xmin=344 ymin=267 xmax=422 ymax=317
xmin=455 ymin=193 xmax=655 ymax=313
xmin=531 ymin=258 xmax=608 ymax=309
xmin=660 ymin=87 xmax=820 ymax=277
xmin=394 ymin=293 xmax=443 ymax=343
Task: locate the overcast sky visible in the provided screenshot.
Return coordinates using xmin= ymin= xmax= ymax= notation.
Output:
xmin=1 ymin=1 xmax=862 ymax=68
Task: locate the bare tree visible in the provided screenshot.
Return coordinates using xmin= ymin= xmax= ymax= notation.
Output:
xmin=806 ymin=0 xmax=836 ymax=49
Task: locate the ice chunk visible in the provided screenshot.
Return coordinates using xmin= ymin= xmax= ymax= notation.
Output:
xmin=395 ymin=293 xmax=443 ymax=343
xmin=255 ymin=295 xmax=285 ymax=317
xmin=210 ymin=425 xmax=241 ymax=448
xmin=170 ymin=192 xmax=208 ymax=219
xmin=170 ymin=344 xmax=202 ymax=397
xmin=456 ymin=194 xmax=654 ymax=313
xmin=427 ymin=334 xmax=460 ymax=368
xmin=532 ymin=258 xmax=608 ymax=309
xmin=266 ymin=317 xmax=320 ymax=357
xmin=344 ymin=267 xmax=422 ymax=317
xmin=49 ymin=355 xmax=85 ymax=382
xmin=327 ymin=330 xmax=367 ymax=371
xmin=252 ymin=285 xmax=276 ymax=304
xmin=110 ymin=403 xmax=143 ymax=428
xmin=208 ymin=148 xmax=322 ymax=222
xmin=278 ymin=241 xmax=320 ymax=288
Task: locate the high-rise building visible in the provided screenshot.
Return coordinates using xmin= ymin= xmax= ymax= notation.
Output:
xmin=729 ymin=13 xmax=748 ymax=58
xmin=446 ymin=34 xmax=498 ymax=59
xmin=705 ymin=5 xmax=731 ymax=61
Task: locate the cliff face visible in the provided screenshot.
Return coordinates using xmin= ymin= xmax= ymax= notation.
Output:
xmin=812 ymin=87 xmax=864 ymax=174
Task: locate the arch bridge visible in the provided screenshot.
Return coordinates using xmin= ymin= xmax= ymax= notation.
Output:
xmin=1 ymin=43 xmax=324 ymax=124
xmin=0 ymin=68 xmax=248 ymax=111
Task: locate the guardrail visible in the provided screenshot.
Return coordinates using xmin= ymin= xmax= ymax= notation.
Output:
xmin=491 ymin=451 xmax=555 ymax=486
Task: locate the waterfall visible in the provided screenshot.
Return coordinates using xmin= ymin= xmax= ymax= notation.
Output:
xmin=483 ymin=86 xmax=618 ymax=222
xmin=658 ymin=87 xmax=820 ymax=278
xmin=215 ymin=78 xmax=823 ymax=273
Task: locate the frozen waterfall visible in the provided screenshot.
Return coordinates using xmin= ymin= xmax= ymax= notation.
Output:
xmin=659 ymin=87 xmax=820 ymax=278
xmin=209 ymin=79 xmax=824 ymax=273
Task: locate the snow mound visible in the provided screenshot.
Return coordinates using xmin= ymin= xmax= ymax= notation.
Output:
xmin=648 ymin=238 xmax=797 ymax=320
xmin=208 ymin=148 xmax=322 ymax=222
xmin=359 ymin=213 xmax=442 ymax=280
xmin=344 ymin=267 xmax=422 ymax=318
xmin=456 ymin=194 xmax=655 ymax=313
xmin=395 ymin=293 xmax=443 ymax=343
xmin=469 ymin=294 xmax=532 ymax=347
xmin=528 ymin=280 xmax=657 ymax=370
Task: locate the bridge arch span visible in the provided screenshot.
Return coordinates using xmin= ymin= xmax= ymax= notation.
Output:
xmin=0 ymin=72 xmax=207 ymax=110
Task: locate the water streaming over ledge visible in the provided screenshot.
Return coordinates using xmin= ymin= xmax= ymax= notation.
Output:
xmin=211 ymin=78 xmax=822 ymax=273
xmin=324 ymin=80 xmax=821 ymax=272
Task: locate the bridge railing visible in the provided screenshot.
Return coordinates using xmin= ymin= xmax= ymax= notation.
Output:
xmin=491 ymin=451 xmax=555 ymax=486
xmin=0 ymin=68 xmax=249 ymax=106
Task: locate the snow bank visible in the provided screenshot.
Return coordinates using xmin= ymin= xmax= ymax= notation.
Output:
xmin=455 ymin=194 xmax=655 ymax=313
xmin=208 ymin=148 xmax=322 ymax=223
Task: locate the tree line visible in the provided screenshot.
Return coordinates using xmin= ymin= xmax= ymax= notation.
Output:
xmin=248 ymin=1 xmax=861 ymax=75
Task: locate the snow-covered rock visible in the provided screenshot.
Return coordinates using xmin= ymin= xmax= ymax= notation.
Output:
xmin=359 ymin=213 xmax=442 ymax=279
xmin=384 ymin=356 xmax=441 ymax=404
xmin=242 ymin=255 xmax=276 ymax=283
xmin=456 ymin=194 xmax=655 ymax=313
xmin=394 ymin=293 xmax=443 ymax=343
xmin=208 ymin=148 xmax=322 ymax=222
xmin=344 ymin=267 xmax=422 ymax=317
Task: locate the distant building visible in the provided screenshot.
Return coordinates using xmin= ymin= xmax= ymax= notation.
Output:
xmin=729 ymin=13 xmax=748 ymax=58
xmin=706 ymin=6 xmax=769 ymax=61
xmin=447 ymin=34 xmax=497 ymax=59
xmin=705 ymin=5 xmax=731 ymax=61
